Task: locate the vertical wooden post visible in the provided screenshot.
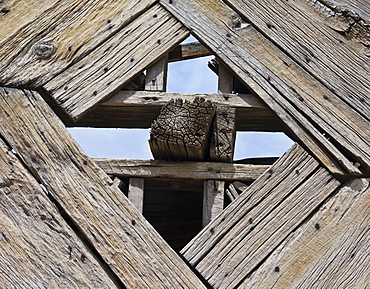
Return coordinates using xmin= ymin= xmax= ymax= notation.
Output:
xmin=145 ymin=55 xmax=168 ymax=91
xmin=128 ymin=178 xmax=145 ymax=213
xmin=203 ymin=180 xmax=224 ymax=227
xmin=218 ymin=62 xmax=233 ymax=93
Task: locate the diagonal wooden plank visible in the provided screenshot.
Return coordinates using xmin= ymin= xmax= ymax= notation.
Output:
xmin=239 ymin=178 xmax=370 ymax=289
xmin=0 ymin=138 xmax=120 ymax=288
xmin=160 ymin=0 xmax=369 ymax=176
xmin=224 ymin=0 xmax=370 ymax=120
xmin=0 ymin=0 xmax=156 ymax=87
xmin=0 ymin=87 xmax=206 ymax=289
xmin=181 ymin=144 xmax=341 ymax=288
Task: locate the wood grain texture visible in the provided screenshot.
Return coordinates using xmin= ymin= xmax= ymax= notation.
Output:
xmin=0 ymin=87 xmax=206 ymax=289
xmin=44 ymin=5 xmax=188 ymax=120
xmin=239 ymin=178 xmax=370 ymax=289
xmin=0 ymin=138 xmax=119 ymax=288
xmin=0 ymin=0 xmax=156 ymax=86
xmin=224 ymin=0 xmax=370 ymax=119
xmin=181 ymin=144 xmax=341 ymax=288
xmin=92 ymin=158 xmax=269 ymax=182
xmin=168 ymin=42 xmax=212 ymax=62
xmin=145 ymin=56 xmax=168 ymax=92
xmin=203 ymin=180 xmax=225 ymax=227
xmin=160 ymin=0 xmax=369 ymax=176
xmin=128 ymin=178 xmax=145 ymax=213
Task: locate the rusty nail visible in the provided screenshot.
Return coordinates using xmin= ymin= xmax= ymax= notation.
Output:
xmin=305 ymin=56 xmax=310 ymax=62
xmin=131 ymin=219 xmax=136 ymax=225
xmin=323 ymin=95 xmax=328 ymax=99
xmin=68 ymin=245 xmax=72 ymax=251
xmin=249 ymin=218 xmax=253 ymax=224
xmin=40 ymin=214 xmax=46 ymax=220
xmin=144 ymin=97 xmax=150 ymax=100
xmin=157 ymin=39 xmax=161 ymax=44
xmin=226 ymin=33 xmax=231 ymax=37
xmin=169 ymin=0 xmax=173 ymax=3
xmin=360 ymin=98 xmax=365 ymax=103
xmin=267 ymin=23 xmax=272 ymax=28
xmin=93 ymin=91 xmax=97 ymax=96
xmin=152 ymin=97 xmax=158 ymax=101
xmin=274 ymin=266 xmax=280 ymax=272
xmin=80 ymin=253 xmax=86 ymax=262
xmin=83 ymin=160 xmax=88 ymax=165
xmin=1 ymin=8 xmax=10 ymax=13
xmin=223 ymin=94 xmax=229 ymax=100
xmin=267 ymin=76 xmax=271 ymax=81
xmin=151 ymin=78 xmax=156 ymax=83
xmin=104 ymin=67 xmax=109 ymax=72
xmin=153 ymin=14 xmax=157 ymax=18
xmin=210 ymin=227 xmax=214 ymax=233
xmin=299 ymin=96 xmax=304 ymax=101
xmin=31 ymin=157 xmax=36 ymax=162
xmin=295 ymin=169 xmax=300 ymax=174
xmin=315 ymin=223 xmax=320 ymax=230
xmin=221 ymin=111 xmax=229 ymax=115
xmin=268 ymin=169 xmax=273 ymax=173
xmin=64 ymin=86 xmax=68 ymax=90
xmin=130 ymin=58 xmax=134 ymax=62
xmin=107 ymin=19 xmax=111 ymax=23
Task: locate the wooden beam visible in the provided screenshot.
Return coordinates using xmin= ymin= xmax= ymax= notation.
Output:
xmin=145 ymin=55 xmax=168 ymax=92
xmin=54 ymin=90 xmax=284 ymax=132
xmin=203 ymin=180 xmax=225 ymax=227
xmin=93 ymin=158 xmax=270 ymax=182
xmin=0 ymin=87 xmax=206 ymax=289
xmin=128 ymin=178 xmax=145 ymax=213
xmin=149 ymin=97 xmax=215 ymax=161
xmin=181 ymin=144 xmax=341 ymax=288
xmin=168 ymin=42 xmax=212 ymax=62
xmin=209 ymin=107 xmax=236 ymax=162
xmin=218 ymin=62 xmax=233 ymax=94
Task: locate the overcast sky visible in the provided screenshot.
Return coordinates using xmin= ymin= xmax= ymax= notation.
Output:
xmin=68 ymin=36 xmax=293 ymax=161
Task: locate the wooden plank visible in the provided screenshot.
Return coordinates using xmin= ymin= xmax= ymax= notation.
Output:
xmin=224 ymin=0 xmax=370 ymax=119
xmin=42 ymin=5 xmax=188 ymax=121
xmin=203 ymin=180 xmax=225 ymax=227
xmin=0 ymin=87 xmax=206 ymax=289
xmin=160 ymin=0 xmax=368 ymax=176
xmin=181 ymin=144 xmax=341 ymax=288
xmin=128 ymin=178 xmax=145 ymax=213
xmin=0 ymin=0 xmax=156 ymax=87
xmin=145 ymin=55 xmax=169 ymax=91
xmin=239 ymin=178 xmax=370 ymax=289
xmin=210 ymin=107 xmax=236 ymax=162
xmin=218 ymin=62 xmax=233 ymax=93
xmin=168 ymin=42 xmax=212 ymax=62
xmin=0 ymin=139 xmax=119 ymax=288
xmin=92 ymin=158 xmax=269 ymax=182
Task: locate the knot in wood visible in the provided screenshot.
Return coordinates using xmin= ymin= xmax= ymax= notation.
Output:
xmin=34 ymin=42 xmax=56 ymax=60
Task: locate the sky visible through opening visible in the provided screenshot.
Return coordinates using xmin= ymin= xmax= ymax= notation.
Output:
xmin=68 ymin=36 xmax=293 ymax=160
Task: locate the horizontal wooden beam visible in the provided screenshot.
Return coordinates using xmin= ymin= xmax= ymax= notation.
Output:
xmin=54 ymin=90 xmax=285 ymax=132
xmin=168 ymin=42 xmax=212 ymax=62
xmin=93 ymin=158 xmax=270 ymax=181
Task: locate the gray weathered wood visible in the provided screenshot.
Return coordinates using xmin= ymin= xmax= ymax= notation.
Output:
xmin=218 ymin=62 xmax=233 ymax=93
xmin=93 ymin=158 xmax=269 ymax=182
xmin=128 ymin=178 xmax=145 ymax=213
xmin=43 ymin=5 xmax=189 ymax=120
xmin=224 ymin=0 xmax=370 ymax=119
xmin=168 ymin=41 xmax=212 ymax=62
xmin=210 ymin=107 xmax=236 ymax=162
xmin=181 ymin=144 xmax=341 ymax=288
xmin=0 ymin=87 xmax=206 ymax=289
xmin=145 ymin=55 xmax=168 ymax=92
xmin=203 ymin=180 xmax=225 ymax=227
xmin=160 ymin=0 xmax=369 ymax=176
xmin=149 ymin=97 xmax=215 ymax=161
xmin=239 ymin=178 xmax=370 ymax=289
xmin=0 ymin=139 xmax=119 ymax=288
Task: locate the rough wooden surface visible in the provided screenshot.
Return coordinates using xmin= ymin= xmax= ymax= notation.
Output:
xmin=145 ymin=56 xmax=168 ymax=92
xmin=168 ymin=42 xmax=212 ymax=62
xmin=209 ymin=107 xmax=236 ymax=162
xmin=203 ymin=180 xmax=225 ymax=227
xmin=128 ymin=178 xmax=145 ymax=213
xmin=0 ymin=87 xmax=206 ymax=289
xmin=239 ymin=178 xmax=370 ymax=289
xmin=160 ymin=0 xmax=369 ymax=176
xmin=224 ymin=0 xmax=370 ymax=119
xmin=0 ymin=139 xmax=119 ymax=288
xmin=181 ymin=144 xmax=341 ymax=288
xmin=93 ymin=158 xmax=269 ymax=182
xmin=149 ymin=97 xmax=215 ymax=161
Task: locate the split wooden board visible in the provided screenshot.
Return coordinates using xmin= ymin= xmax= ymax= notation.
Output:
xmin=0 ymin=87 xmax=206 ymax=289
